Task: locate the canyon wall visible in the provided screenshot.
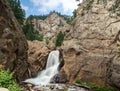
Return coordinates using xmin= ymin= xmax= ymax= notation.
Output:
xmin=0 ymin=0 xmax=28 ymax=81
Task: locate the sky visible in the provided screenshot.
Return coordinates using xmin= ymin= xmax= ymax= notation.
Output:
xmin=20 ymin=0 xmax=83 ymax=17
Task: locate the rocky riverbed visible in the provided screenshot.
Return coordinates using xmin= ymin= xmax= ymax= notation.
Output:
xmin=23 ymin=83 xmax=90 ymax=91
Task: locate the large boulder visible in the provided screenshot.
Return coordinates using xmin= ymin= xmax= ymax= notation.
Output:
xmin=0 ymin=0 xmax=28 ymax=81
xmin=63 ymin=0 xmax=120 ymax=88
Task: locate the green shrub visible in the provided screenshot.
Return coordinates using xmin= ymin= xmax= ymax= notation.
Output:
xmin=0 ymin=70 xmax=13 ymax=87
xmin=55 ymin=31 xmax=65 ymax=46
xmin=75 ymin=79 xmax=83 ymax=84
xmin=0 ymin=69 xmax=21 ymax=91
xmin=87 ymin=83 xmax=117 ymax=91
xmin=75 ymin=79 xmax=118 ymax=91
xmin=45 ymin=38 xmax=49 ymax=45
xmin=64 ymin=88 xmax=68 ymax=91
xmin=35 ymin=34 xmax=43 ymax=41
xmin=8 ymin=82 xmax=21 ymax=91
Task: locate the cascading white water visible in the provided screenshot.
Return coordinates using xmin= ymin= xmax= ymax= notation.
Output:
xmin=24 ymin=50 xmax=60 ymax=86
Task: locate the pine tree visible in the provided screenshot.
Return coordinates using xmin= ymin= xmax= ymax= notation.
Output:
xmin=9 ymin=0 xmax=25 ymax=25
xmin=55 ymin=31 xmax=65 ymax=46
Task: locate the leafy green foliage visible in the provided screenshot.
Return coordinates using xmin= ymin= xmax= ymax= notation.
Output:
xmin=35 ymin=34 xmax=43 ymax=41
xmin=0 ymin=69 xmax=21 ymax=91
xmin=23 ymin=22 xmax=35 ymax=40
xmin=8 ymin=82 xmax=21 ymax=91
xmin=31 ymin=15 xmax=47 ymax=20
xmin=46 ymin=11 xmax=76 ymax=24
xmin=75 ymin=79 xmax=118 ymax=91
xmin=64 ymin=88 xmax=68 ymax=91
xmin=9 ymin=0 xmax=25 ymax=25
xmin=45 ymin=38 xmax=49 ymax=45
xmin=57 ymin=11 xmax=76 ymax=25
xmin=0 ymin=70 xmax=13 ymax=87
xmin=75 ymin=79 xmax=83 ymax=84
xmin=55 ymin=31 xmax=65 ymax=46
xmin=23 ymin=15 xmax=44 ymax=41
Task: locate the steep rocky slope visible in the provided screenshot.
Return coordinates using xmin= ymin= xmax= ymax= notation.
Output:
xmin=62 ymin=0 xmax=120 ymax=89
xmin=32 ymin=13 xmax=70 ymax=44
xmin=0 ymin=0 xmax=28 ymax=81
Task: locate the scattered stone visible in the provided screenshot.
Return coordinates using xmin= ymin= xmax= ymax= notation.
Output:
xmin=0 ymin=88 xmax=9 ymax=91
xmin=27 ymin=83 xmax=33 ymax=87
xmin=50 ymin=85 xmax=54 ymax=89
xmin=24 ymin=84 xmax=89 ymax=91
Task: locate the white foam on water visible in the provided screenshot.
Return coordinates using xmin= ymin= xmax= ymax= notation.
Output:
xmin=24 ymin=50 xmax=60 ymax=86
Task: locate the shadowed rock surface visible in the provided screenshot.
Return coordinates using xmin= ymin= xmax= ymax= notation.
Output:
xmin=0 ymin=0 xmax=28 ymax=81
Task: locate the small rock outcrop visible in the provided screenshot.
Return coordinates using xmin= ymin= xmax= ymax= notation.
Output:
xmin=62 ymin=0 xmax=120 ymax=89
xmin=0 ymin=0 xmax=28 ymax=81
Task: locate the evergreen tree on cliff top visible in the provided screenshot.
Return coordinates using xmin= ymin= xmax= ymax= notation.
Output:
xmin=9 ymin=0 xmax=25 ymax=25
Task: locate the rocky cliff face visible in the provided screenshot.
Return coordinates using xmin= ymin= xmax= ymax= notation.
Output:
xmin=2 ymin=0 xmax=119 ymax=89
xmin=0 ymin=0 xmax=28 ymax=81
xmin=32 ymin=13 xmax=70 ymax=44
xmin=27 ymin=40 xmax=50 ymax=77
xmin=62 ymin=0 xmax=120 ymax=88
xmin=28 ymin=0 xmax=120 ymax=88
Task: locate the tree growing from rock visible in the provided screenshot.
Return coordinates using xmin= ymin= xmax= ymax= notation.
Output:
xmin=55 ymin=31 xmax=65 ymax=46
xmin=9 ymin=0 xmax=25 ymax=25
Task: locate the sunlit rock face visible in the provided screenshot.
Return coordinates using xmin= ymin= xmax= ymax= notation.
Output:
xmin=27 ymin=40 xmax=50 ymax=77
xmin=32 ymin=12 xmax=70 ymax=44
xmin=0 ymin=0 xmax=28 ymax=81
xmin=62 ymin=0 xmax=120 ymax=88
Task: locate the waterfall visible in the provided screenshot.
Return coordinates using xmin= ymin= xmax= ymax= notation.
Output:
xmin=24 ymin=50 xmax=60 ymax=86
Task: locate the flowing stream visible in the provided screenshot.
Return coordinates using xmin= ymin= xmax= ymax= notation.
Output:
xmin=24 ymin=50 xmax=60 ymax=86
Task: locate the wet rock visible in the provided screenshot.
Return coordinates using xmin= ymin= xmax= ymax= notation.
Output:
xmin=58 ymin=69 xmax=68 ymax=83
xmin=50 ymin=85 xmax=55 ymax=90
xmin=24 ymin=84 xmax=89 ymax=91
